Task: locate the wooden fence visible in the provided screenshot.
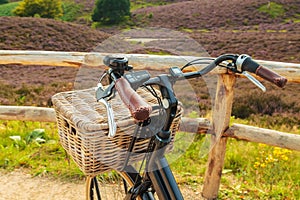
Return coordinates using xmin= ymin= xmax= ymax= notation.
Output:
xmin=1 ymin=50 xmax=300 ymax=199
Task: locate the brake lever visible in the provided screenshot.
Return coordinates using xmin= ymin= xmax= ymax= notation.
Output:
xmin=96 ymin=83 xmax=117 ymax=137
xmin=99 ymin=98 xmax=117 ymax=137
xmin=220 ymin=59 xmax=266 ymax=92
xmin=96 ymin=82 xmax=115 ymax=100
xmin=242 ymin=71 xmax=266 ymax=92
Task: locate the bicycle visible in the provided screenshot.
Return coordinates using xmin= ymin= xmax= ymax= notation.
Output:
xmin=52 ymin=53 xmax=287 ymax=200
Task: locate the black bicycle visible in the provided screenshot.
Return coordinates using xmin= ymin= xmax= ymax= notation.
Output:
xmin=76 ymin=53 xmax=286 ymax=200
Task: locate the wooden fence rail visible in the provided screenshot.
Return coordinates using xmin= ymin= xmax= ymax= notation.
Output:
xmin=1 ymin=106 xmax=299 ymax=152
xmin=1 ymin=50 xmax=300 ymax=199
xmin=1 ymin=50 xmax=300 ymax=82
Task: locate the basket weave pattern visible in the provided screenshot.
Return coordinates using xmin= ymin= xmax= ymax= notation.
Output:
xmin=52 ymin=87 xmax=182 ymax=176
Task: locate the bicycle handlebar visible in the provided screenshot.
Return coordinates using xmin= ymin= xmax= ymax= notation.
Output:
xmin=115 ymin=77 xmax=152 ymax=121
xmin=236 ymin=54 xmax=287 ymax=88
xmin=102 ymin=54 xmax=287 ymax=123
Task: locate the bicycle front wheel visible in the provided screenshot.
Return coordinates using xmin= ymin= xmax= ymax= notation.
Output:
xmin=86 ymin=166 xmax=156 ymax=200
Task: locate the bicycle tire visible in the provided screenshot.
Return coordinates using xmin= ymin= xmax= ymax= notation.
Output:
xmin=86 ymin=166 xmax=156 ymax=200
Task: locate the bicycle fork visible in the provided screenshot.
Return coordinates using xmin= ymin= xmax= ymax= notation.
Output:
xmin=148 ymin=156 xmax=184 ymax=200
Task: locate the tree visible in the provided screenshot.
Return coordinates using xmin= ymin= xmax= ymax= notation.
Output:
xmin=13 ymin=0 xmax=63 ymax=19
xmin=92 ymin=0 xmax=130 ymax=24
xmin=0 ymin=0 xmax=8 ymax=5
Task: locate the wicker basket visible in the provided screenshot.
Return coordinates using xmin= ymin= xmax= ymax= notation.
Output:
xmin=52 ymin=87 xmax=182 ymax=176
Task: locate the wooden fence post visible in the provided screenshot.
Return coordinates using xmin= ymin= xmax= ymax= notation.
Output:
xmin=202 ymin=73 xmax=236 ymax=199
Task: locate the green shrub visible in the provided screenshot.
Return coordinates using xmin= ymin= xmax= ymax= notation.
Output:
xmin=60 ymin=1 xmax=82 ymax=22
xmin=13 ymin=0 xmax=63 ymax=19
xmin=0 ymin=2 xmax=19 ymax=16
xmin=0 ymin=0 xmax=8 ymax=5
xmin=92 ymin=0 xmax=130 ymax=24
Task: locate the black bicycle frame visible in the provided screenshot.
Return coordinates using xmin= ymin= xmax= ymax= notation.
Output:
xmin=147 ymin=155 xmax=183 ymax=200
xmin=145 ymin=75 xmax=184 ymax=200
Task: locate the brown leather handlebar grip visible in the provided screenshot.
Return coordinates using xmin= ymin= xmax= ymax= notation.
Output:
xmin=115 ymin=77 xmax=152 ymax=121
xmin=255 ymin=66 xmax=287 ymax=88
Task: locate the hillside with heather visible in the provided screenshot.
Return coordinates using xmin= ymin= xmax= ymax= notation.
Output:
xmin=0 ymin=16 xmax=109 ymax=51
xmin=0 ymin=16 xmax=109 ymax=106
xmin=132 ymin=0 xmax=300 ymax=29
xmin=0 ymin=0 xmax=299 ymax=111
xmin=0 ymin=0 xmax=299 ymax=114
xmin=1 ymin=0 xmax=299 ymax=62
xmin=131 ymin=0 xmax=300 ymax=62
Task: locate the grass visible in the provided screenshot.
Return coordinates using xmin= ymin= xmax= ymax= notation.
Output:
xmin=284 ymin=14 xmax=300 ymax=23
xmin=130 ymin=0 xmax=168 ymax=12
xmin=221 ymin=140 xmax=300 ymax=199
xmin=258 ymin=2 xmax=285 ymax=18
xmin=169 ymin=130 xmax=300 ymax=199
xmin=0 ymin=120 xmax=84 ymax=180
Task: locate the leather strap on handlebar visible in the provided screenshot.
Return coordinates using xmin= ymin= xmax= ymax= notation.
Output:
xmin=115 ymin=77 xmax=152 ymax=121
xmin=255 ymin=66 xmax=287 ymax=88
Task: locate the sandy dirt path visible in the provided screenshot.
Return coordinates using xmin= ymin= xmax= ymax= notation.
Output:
xmin=0 ymin=170 xmax=202 ymax=200
xmin=0 ymin=170 xmax=85 ymax=200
